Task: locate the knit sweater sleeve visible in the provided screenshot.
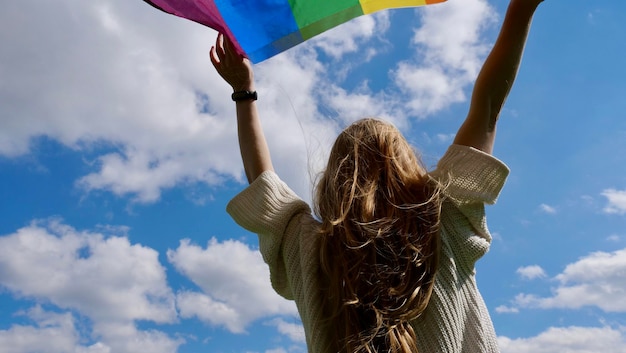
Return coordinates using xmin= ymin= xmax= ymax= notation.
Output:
xmin=226 ymin=171 xmax=312 ymax=300
xmin=432 ymin=144 xmax=509 ymax=204
xmin=430 ymin=144 xmax=510 ymax=242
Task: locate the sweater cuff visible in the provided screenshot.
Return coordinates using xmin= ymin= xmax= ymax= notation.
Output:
xmin=226 ymin=171 xmax=310 ymax=236
xmin=431 ymin=144 xmax=510 ymax=205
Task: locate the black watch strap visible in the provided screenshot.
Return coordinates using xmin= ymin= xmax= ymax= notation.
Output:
xmin=231 ymin=90 xmax=258 ymax=102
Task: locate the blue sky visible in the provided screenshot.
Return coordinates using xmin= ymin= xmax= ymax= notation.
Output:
xmin=1 ymin=0 xmax=626 ymax=352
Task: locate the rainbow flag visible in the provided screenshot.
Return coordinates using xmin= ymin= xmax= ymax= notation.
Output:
xmin=144 ymin=0 xmax=445 ymax=63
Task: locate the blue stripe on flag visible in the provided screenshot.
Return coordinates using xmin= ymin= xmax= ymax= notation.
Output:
xmin=216 ymin=0 xmax=302 ymax=61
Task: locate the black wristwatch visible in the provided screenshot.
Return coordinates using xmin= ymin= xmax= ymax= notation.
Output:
xmin=231 ymin=90 xmax=258 ymax=102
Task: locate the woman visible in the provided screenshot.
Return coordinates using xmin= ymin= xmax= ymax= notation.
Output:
xmin=214 ymin=0 xmax=546 ymax=351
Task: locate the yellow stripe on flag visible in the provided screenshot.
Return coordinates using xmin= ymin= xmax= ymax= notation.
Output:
xmin=360 ymin=0 xmax=445 ymax=14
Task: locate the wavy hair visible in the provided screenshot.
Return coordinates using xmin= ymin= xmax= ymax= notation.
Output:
xmin=314 ymin=118 xmax=442 ymax=353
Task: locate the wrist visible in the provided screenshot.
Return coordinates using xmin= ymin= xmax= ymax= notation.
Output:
xmin=509 ymin=0 xmax=542 ymax=11
xmin=231 ymin=81 xmax=255 ymax=92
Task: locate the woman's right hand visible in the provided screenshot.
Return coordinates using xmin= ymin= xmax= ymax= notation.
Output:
xmin=210 ymin=33 xmax=255 ymax=92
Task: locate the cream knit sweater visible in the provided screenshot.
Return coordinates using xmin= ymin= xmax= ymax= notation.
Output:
xmin=227 ymin=144 xmax=509 ymax=353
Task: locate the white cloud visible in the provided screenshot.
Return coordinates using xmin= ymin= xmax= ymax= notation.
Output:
xmin=266 ymin=318 xmax=306 ymax=344
xmin=512 ymin=248 xmax=626 ymax=312
xmin=177 ymin=291 xmax=243 ymax=333
xmin=168 ymin=238 xmax=298 ymax=333
xmin=495 ymin=305 xmax=519 ymax=314
xmin=602 ymin=189 xmax=626 ymax=215
xmin=0 ymin=220 xmax=176 ymax=322
xmin=394 ymin=0 xmax=497 ymax=117
xmin=0 ymin=306 xmax=109 ymax=353
xmin=91 ymin=321 xmax=183 ymax=353
xmin=311 ymin=12 xmax=389 ymax=60
xmin=436 ymin=133 xmax=456 ymax=144
xmin=516 ymin=265 xmax=547 ymax=280
xmin=538 ymin=203 xmax=557 ymax=214
xmin=317 ymin=84 xmax=404 ymax=128
xmin=0 ymin=220 xmax=181 ymax=353
xmin=499 ymin=326 xmax=626 ymax=353
xmin=0 ymin=306 xmax=180 ymax=353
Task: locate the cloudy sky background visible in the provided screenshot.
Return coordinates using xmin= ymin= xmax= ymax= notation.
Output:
xmin=1 ymin=0 xmax=626 ymax=352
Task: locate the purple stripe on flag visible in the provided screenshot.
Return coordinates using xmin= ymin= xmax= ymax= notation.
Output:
xmin=143 ymin=0 xmax=245 ymax=56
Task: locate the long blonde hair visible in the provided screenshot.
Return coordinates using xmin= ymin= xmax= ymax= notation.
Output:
xmin=314 ymin=118 xmax=442 ymax=353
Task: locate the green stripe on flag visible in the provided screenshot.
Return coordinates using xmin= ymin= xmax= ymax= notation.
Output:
xmin=288 ymin=0 xmax=364 ymax=39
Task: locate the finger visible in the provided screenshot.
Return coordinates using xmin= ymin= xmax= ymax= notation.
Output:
xmin=223 ymin=34 xmax=244 ymax=63
xmin=215 ymin=33 xmax=226 ymax=60
xmin=209 ymin=46 xmax=220 ymax=68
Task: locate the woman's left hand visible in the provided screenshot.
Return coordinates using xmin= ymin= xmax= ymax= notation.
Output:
xmin=210 ymin=33 xmax=255 ymax=92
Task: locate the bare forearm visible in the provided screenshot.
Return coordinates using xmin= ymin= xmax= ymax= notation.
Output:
xmin=454 ymin=0 xmax=543 ymax=153
xmin=236 ymin=100 xmax=274 ymax=184
xmin=477 ymin=0 xmax=541 ymax=120
xmin=209 ymin=33 xmax=274 ymax=184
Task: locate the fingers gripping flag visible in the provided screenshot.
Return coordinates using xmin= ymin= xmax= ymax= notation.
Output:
xmin=144 ymin=0 xmax=446 ymax=63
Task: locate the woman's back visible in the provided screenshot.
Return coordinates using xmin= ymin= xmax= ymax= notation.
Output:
xmin=227 ymin=143 xmax=508 ymax=352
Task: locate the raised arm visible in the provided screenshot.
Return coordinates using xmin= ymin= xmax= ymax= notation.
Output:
xmin=454 ymin=0 xmax=544 ymax=154
xmin=210 ymin=33 xmax=274 ymax=183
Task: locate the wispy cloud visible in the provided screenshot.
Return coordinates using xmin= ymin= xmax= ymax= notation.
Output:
xmin=0 ymin=306 xmax=99 ymax=353
xmin=538 ymin=203 xmax=557 ymax=214
xmin=511 ymin=248 xmax=626 ymax=313
xmin=516 ymin=265 xmax=547 ymax=280
xmin=266 ymin=318 xmax=306 ymax=344
xmin=498 ymin=326 xmax=626 ymax=353
xmin=265 ymin=349 xmax=288 ymax=353
xmin=495 ymin=305 xmax=519 ymax=314
xmin=311 ymin=12 xmax=390 ymax=60
xmin=607 ymin=234 xmax=622 ymax=242
xmin=436 ymin=133 xmax=456 ymax=144
xmin=602 ymin=189 xmax=626 ymax=215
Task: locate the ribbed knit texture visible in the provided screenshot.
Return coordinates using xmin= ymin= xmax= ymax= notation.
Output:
xmin=227 ymin=144 xmax=510 ymax=353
